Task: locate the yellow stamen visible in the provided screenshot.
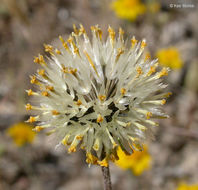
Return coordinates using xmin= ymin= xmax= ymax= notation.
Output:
xmin=27 ymin=116 xmax=36 ymax=123
xmin=76 ymin=100 xmax=82 ymax=106
xmin=147 ymin=66 xmax=156 ymax=76
xmin=73 ymin=24 xmax=79 ymax=35
xmin=59 ymin=36 xmax=70 ymax=51
xmin=45 ymin=85 xmax=54 ymax=91
xmin=136 ymin=66 xmax=143 ymax=77
xmin=44 ymin=44 xmax=53 ymax=55
xmin=38 ymin=69 xmax=46 ymax=77
xmin=131 ymin=36 xmax=138 ymax=48
xmin=34 ymin=126 xmax=44 ymax=132
xmin=76 ymin=135 xmax=83 ymax=140
xmin=68 ymin=146 xmax=76 ymax=153
xmin=98 ymin=95 xmax=106 ymax=101
xmin=116 ymin=48 xmax=124 ymax=62
xmin=27 ymin=89 xmax=33 ymax=96
xmin=79 ymin=24 xmax=86 ymax=34
xmin=34 ymin=54 xmax=46 ymax=65
xmin=26 ymin=103 xmax=32 ymax=110
xmin=144 ymin=52 xmax=151 ymax=61
xmin=30 ymin=76 xmax=39 ymax=85
xmin=97 ymin=158 xmax=108 ymax=167
xmin=158 ymin=67 xmax=168 ymax=78
xmin=84 ymin=51 xmax=99 ymax=77
xmin=86 ymin=152 xmax=98 ymax=165
xmin=161 ymin=99 xmax=166 ymax=105
xmin=70 ymin=68 xmax=77 ymax=75
xmin=41 ymin=91 xmax=49 ymax=97
xmin=119 ymin=27 xmax=124 ymax=41
xmin=97 ymin=114 xmax=104 ymax=123
xmin=52 ymin=110 xmax=60 ymax=115
xmin=55 ymin=49 xmax=61 ymax=55
xmin=120 ymin=88 xmax=126 ymax=95
xmin=146 ymin=112 xmax=152 ymax=119
xmin=108 ymin=26 xmax=115 ymax=45
xmin=91 ymin=25 xmax=102 ymax=40
xmin=62 ymin=135 xmax=70 ymax=146
xmin=141 ymin=40 xmax=147 ymax=49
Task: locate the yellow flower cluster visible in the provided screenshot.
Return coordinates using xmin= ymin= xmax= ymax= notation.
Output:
xmin=7 ymin=122 xmax=36 ymax=147
xmin=176 ymin=183 xmax=198 ymax=190
xmin=111 ymin=0 xmax=146 ymax=21
xmin=115 ymin=146 xmax=151 ymax=176
xmin=156 ymin=47 xmax=183 ymax=69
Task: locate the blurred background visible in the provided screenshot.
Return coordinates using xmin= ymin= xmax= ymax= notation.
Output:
xmin=0 ymin=0 xmax=198 ymax=189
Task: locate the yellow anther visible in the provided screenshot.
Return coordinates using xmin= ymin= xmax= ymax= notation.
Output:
xmin=158 ymin=67 xmax=168 ymax=78
xmin=146 ymin=112 xmax=152 ymax=119
xmin=119 ymin=27 xmax=124 ymax=42
xmin=67 ymin=36 xmax=74 ymax=44
xmin=45 ymin=85 xmax=54 ymax=91
xmin=116 ymin=48 xmax=124 ymax=62
xmin=70 ymin=68 xmax=77 ymax=75
xmin=161 ymin=99 xmax=166 ymax=105
xmin=97 ymin=158 xmax=108 ymax=167
xmin=144 ymin=52 xmax=151 ymax=61
xmin=119 ymin=27 xmax=124 ymax=36
xmin=98 ymin=95 xmax=106 ymax=101
xmin=62 ymin=66 xmax=69 ymax=73
xmin=136 ymin=66 xmax=143 ymax=77
xmin=55 ymin=49 xmax=61 ymax=55
xmin=68 ymin=146 xmax=76 ymax=153
xmin=120 ymin=88 xmax=126 ymax=95
xmin=27 ymin=116 xmax=36 ymax=123
xmin=79 ymin=24 xmax=86 ymax=34
xmin=131 ymin=36 xmax=138 ymax=48
xmin=98 ymin=29 xmax=102 ymax=40
xmin=30 ymin=75 xmax=39 ymax=85
xmin=165 ymin=92 xmax=172 ymax=98
xmin=97 ymin=114 xmax=104 ymax=123
xmin=26 ymin=103 xmax=32 ymax=110
xmin=41 ymin=91 xmax=49 ymax=97
xmin=86 ymin=153 xmax=98 ymax=165
xmin=84 ymin=51 xmax=99 ymax=77
xmin=74 ymin=47 xmax=80 ymax=56
xmin=73 ymin=24 xmax=79 ymax=35
xmin=141 ymin=40 xmax=147 ymax=48
xmin=52 ymin=110 xmax=60 ymax=115
xmin=108 ymin=26 xmax=115 ymax=42
xmin=62 ymin=135 xmax=70 ymax=146
xmin=38 ymin=69 xmax=45 ymax=76
xmin=34 ymin=54 xmax=46 ymax=65
xmin=44 ymin=44 xmax=53 ymax=54
xmin=34 ymin=126 xmax=44 ymax=132
xmin=76 ymin=100 xmax=82 ymax=106
xmin=76 ymin=135 xmax=83 ymax=140
xmin=59 ymin=36 xmax=69 ymax=51
xmin=147 ymin=66 xmax=156 ymax=76
xmin=27 ymin=89 xmax=33 ymax=96
xmin=91 ymin=25 xmax=102 ymax=40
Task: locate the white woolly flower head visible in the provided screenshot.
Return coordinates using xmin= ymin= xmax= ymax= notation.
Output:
xmin=26 ymin=25 xmax=170 ymax=167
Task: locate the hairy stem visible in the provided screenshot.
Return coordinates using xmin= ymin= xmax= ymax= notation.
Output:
xmin=101 ymin=165 xmax=112 ymax=190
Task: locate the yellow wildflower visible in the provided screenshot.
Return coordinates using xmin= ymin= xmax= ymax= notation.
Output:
xmin=115 ymin=146 xmax=151 ymax=176
xmin=111 ymin=0 xmax=146 ymax=21
xmin=7 ymin=122 xmax=36 ymax=147
xmin=156 ymin=47 xmax=183 ymax=69
xmin=176 ymin=183 xmax=198 ymax=190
